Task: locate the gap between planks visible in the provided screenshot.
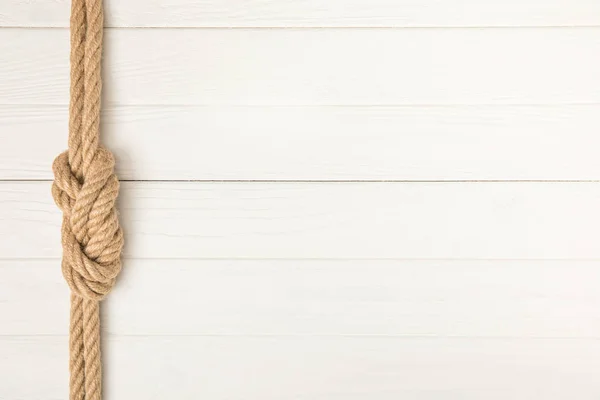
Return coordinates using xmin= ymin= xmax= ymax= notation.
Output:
xmin=3 ymin=25 xmax=600 ymax=30
xmin=2 ymin=179 xmax=600 ymax=183
xmin=3 ymin=334 xmax=600 ymax=339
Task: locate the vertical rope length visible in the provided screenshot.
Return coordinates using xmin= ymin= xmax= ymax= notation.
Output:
xmin=52 ymin=1 xmax=124 ymax=399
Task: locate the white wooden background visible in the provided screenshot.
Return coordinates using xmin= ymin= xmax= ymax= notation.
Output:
xmin=1 ymin=1 xmax=600 ymax=398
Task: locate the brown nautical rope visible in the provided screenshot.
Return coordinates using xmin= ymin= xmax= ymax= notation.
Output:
xmin=52 ymin=0 xmax=123 ymax=399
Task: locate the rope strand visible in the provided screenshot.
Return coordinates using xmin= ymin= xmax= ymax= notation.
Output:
xmin=53 ymin=1 xmax=123 ymax=399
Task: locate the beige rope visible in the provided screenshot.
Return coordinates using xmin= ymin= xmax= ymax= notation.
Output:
xmin=52 ymin=0 xmax=123 ymax=398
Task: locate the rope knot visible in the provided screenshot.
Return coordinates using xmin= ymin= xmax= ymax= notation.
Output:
xmin=52 ymin=147 xmax=124 ymax=301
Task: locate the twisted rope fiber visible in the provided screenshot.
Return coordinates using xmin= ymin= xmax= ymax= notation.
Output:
xmin=52 ymin=0 xmax=123 ymax=399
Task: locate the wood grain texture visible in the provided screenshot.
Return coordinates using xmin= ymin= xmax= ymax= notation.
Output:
xmin=3 ymin=259 xmax=600 ymax=337
xmin=2 ymin=182 xmax=599 ymax=259
xmin=2 ymin=0 xmax=599 ymax=27
xmin=4 ymin=1 xmax=600 ymax=398
xmin=3 ymin=336 xmax=600 ymax=399
xmin=3 ymin=104 xmax=600 ymax=181
xmin=2 ymin=28 xmax=600 ymax=106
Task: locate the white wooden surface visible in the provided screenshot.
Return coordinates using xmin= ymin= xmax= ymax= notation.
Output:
xmin=0 ymin=0 xmax=600 ymax=27
xmin=3 ymin=105 xmax=600 ymax=180
xmin=5 ymin=336 xmax=600 ymax=399
xmin=2 ymin=0 xmax=599 ymax=27
xmin=1 ymin=1 xmax=600 ymax=399
xmin=3 ymin=29 xmax=600 ymax=106
xmin=4 ymin=260 xmax=600 ymax=337
xmin=2 ymin=182 xmax=600 ymax=259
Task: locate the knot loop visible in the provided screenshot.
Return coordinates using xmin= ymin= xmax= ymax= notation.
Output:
xmin=52 ymin=147 xmax=124 ymax=301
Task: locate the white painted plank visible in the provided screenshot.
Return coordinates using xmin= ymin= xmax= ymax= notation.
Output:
xmin=2 ymin=29 xmax=600 ymax=106
xmin=2 ymin=0 xmax=599 ymax=27
xmin=3 ymin=104 xmax=600 ymax=181
xmin=3 ymin=336 xmax=600 ymax=399
xmin=2 ymin=259 xmax=600 ymax=337
xmin=2 ymin=182 xmax=599 ymax=259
